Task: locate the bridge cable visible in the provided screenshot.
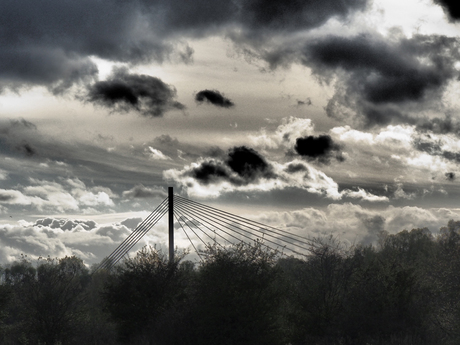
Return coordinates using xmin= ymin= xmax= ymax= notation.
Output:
xmin=175 ymin=195 xmax=317 ymax=249
xmin=174 ymin=199 xmax=297 ymax=256
xmin=100 ymin=199 xmax=168 ymax=270
xmin=175 ymin=197 xmax=313 ymax=255
xmin=104 ymin=204 xmax=168 ymax=270
xmin=174 ymin=197 xmax=310 ymax=256
xmin=173 ymin=211 xmax=208 ymax=248
xmin=95 ymin=197 xmax=168 ymax=272
xmin=174 ymin=202 xmax=230 ymax=248
xmin=174 ymin=202 xmax=242 ymax=247
xmin=173 ymin=212 xmax=204 ymax=262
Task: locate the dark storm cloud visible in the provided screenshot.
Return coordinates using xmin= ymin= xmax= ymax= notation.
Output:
xmin=190 ymin=161 xmax=232 ymax=185
xmin=433 ymin=0 xmax=460 ymax=21
xmin=294 ymin=135 xmax=343 ymax=163
xmin=237 ymin=0 xmax=369 ymax=32
xmin=0 ymin=0 xmax=370 ymax=92
xmin=149 ymin=0 xmax=238 ymax=34
xmin=416 ymin=116 xmax=460 ymax=137
xmin=301 ymin=33 xmax=460 ymax=127
xmin=87 ymin=68 xmax=185 ymax=117
xmin=0 ymin=46 xmax=98 ymax=94
xmin=0 ymin=0 xmax=196 ymax=92
xmin=413 ymin=137 xmax=443 ymax=155
xmin=413 ymin=136 xmax=460 ymax=163
xmin=186 ymin=146 xmax=275 ymax=186
xmin=417 ymin=116 xmax=459 ymax=135
xmin=195 ymin=90 xmax=235 ymax=108
xmin=226 ymin=146 xmax=274 ymax=179
xmin=445 ymin=172 xmax=456 ymax=181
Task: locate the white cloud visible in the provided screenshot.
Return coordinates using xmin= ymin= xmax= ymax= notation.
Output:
xmin=164 ymin=158 xmax=386 ymax=202
xmin=24 ymin=182 xmax=80 ymax=211
xmin=249 ymin=116 xmax=315 ymax=150
xmin=255 ymin=203 xmax=460 ymax=247
xmin=147 ymin=146 xmax=171 ymax=160
xmin=0 ymin=189 xmax=37 ymax=206
xmin=79 ymin=191 xmax=115 ymax=207
xmin=0 ymin=217 xmax=144 ymax=265
xmin=342 ymin=188 xmax=389 ymax=202
xmin=0 ymin=203 xmax=458 ymax=266
xmin=393 ymin=184 xmax=417 ymax=200
xmin=331 ymin=124 xmax=415 ymax=155
xmin=0 ymin=178 xmax=116 ymax=213
xmin=328 ymin=123 xmax=460 ymax=189
xmin=65 ymin=177 xmax=86 ymax=190
xmin=0 ymin=169 xmax=8 ymax=180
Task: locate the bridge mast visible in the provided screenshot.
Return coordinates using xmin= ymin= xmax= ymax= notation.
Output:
xmin=168 ymin=186 xmax=174 ymax=264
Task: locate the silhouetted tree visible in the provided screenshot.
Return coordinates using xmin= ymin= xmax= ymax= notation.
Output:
xmin=3 ymin=255 xmax=89 ymax=345
xmin=190 ymin=241 xmax=284 ymax=345
xmin=280 ymin=236 xmax=354 ymax=344
xmin=102 ymin=246 xmax=188 ymax=344
xmin=0 ymin=266 xmax=12 ymax=341
xmin=429 ymin=220 xmax=460 ymax=343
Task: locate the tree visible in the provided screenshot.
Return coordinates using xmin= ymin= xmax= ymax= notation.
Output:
xmin=0 ymin=265 xmax=13 ymax=341
xmin=341 ymin=229 xmax=437 ymax=344
xmin=3 ymin=255 xmax=90 ymax=345
xmin=280 ymin=236 xmax=354 ymax=344
xmin=75 ymin=268 xmax=118 ymax=344
xmin=190 ymin=241 xmax=284 ymax=345
xmin=429 ymin=220 xmax=460 ymax=342
xmin=102 ymin=246 xmax=188 ymax=344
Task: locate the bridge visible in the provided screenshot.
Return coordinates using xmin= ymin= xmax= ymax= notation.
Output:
xmin=95 ymin=187 xmax=317 ymax=271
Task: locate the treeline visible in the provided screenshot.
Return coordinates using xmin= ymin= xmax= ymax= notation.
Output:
xmin=2 ymin=220 xmax=460 ymax=345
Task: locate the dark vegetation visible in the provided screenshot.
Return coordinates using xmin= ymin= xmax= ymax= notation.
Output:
xmin=2 ymin=220 xmax=460 ymax=344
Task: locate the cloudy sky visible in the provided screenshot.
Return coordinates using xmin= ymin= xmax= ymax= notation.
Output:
xmin=1 ymin=0 xmax=460 ymax=265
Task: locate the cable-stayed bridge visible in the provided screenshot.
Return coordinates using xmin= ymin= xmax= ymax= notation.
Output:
xmin=95 ymin=188 xmax=316 ymax=272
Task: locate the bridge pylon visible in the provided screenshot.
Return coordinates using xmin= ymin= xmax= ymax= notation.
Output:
xmin=168 ymin=186 xmax=174 ymax=264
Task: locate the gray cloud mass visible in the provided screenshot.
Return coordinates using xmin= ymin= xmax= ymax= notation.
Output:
xmin=294 ymin=135 xmax=344 ymax=163
xmin=87 ymin=68 xmax=185 ymax=117
xmin=0 ymin=119 xmax=39 ymax=158
xmin=188 ymin=146 xmax=275 ymax=186
xmin=413 ymin=135 xmax=460 ymax=164
xmin=122 ymin=185 xmax=168 ymax=199
xmin=0 ymin=0 xmax=370 ymax=92
xmin=195 ymin=90 xmax=235 ymax=108
xmin=445 ymin=172 xmax=456 ymax=181
xmin=237 ymin=0 xmax=369 ymax=32
xmin=302 ymin=33 xmax=460 ymax=127
xmin=416 ymin=116 xmax=460 ymax=136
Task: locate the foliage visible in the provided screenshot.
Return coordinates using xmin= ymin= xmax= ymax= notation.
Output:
xmin=1 ymin=255 xmax=90 ymax=345
xmin=190 ymin=240 xmax=284 ymax=345
xmin=102 ymin=246 xmax=188 ymax=344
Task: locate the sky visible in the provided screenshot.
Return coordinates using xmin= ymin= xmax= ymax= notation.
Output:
xmin=1 ymin=0 xmax=460 ymax=265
